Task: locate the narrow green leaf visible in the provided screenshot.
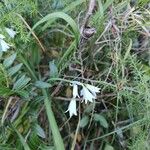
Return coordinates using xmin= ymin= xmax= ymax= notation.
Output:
xmin=84 ymin=104 xmax=94 ymax=113
xmin=104 ymin=144 xmax=114 ymax=150
xmin=33 ymin=124 xmax=46 ymax=139
xmin=18 ymin=54 xmax=37 ymax=81
xmin=79 ymin=116 xmax=89 ymax=128
xmin=103 ymin=0 xmax=114 ymax=11
xmin=42 ymin=89 xmax=65 ymax=150
xmin=58 ymin=40 xmax=76 ymax=68
xmin=39 ymin=145 xmax=54 ymax=150
xmin=8 ymin=63 xmax=23 ymax=76
xmin=13 ymin=75 xmax=31 ymax=90
xmin=31 ymin=46 xmax=41 ymax=65
xmin=0 ymin=87 xmax=13 ymax=96
xmin=35 ymin=81 xmax=51 ymax=88
xmin=97 ymin=0 xmax=104 ymax=17
xmin=124 ymin=39 xmax=132 ymax=61
xmin=94 ymin=114 xmax=108 ymax=128
xmin=49 ymin=61 xmax=58 ymax=78
xmin=30 ymin=12 xmax=79 ymax=43
xmin=16 ymin=90 xmax=30 ymax=99
xmin=63 ymin=0 xmax=86 ymax=13
xmin=3 ymin=53 xmax=17 ymax=68
xmin=0 ymin=145 xmax=16 ymax=150
xmin=14 ymin=127 xmax=31 ymax=150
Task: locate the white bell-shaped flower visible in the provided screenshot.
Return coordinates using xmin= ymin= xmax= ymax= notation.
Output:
xmin=80 ymin=85 xmax=96 ymax=104
xmin=66 ymin=81 xmax=100 ymax=118
xmin=73 ymin=84 xmax=79 ymax=98
xmin=5 ymin=28 xmax=16 ymax=38
xmin=66 ymin=98 xmax=77 ymax=118
xmin=71 ymin=82 xmax=80 ymax=98
xmin=85 ymin=84 xmax=100 ymax=97
xmin=0 ymin=39 xmax=10 ymax=52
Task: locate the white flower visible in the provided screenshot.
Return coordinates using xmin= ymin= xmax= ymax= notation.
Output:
xmin=0 ymin=39 xmax=10 ymax=52
xmin=80 ymin=85 xmax=96 ymax=104
xmin=85 ymin=84 xmax=100 ymax=97
xmin=5 ymin=28 xmax=16 ymax=38
xmin=71 ymin=81 xmax=83 ymax=86
xmin=65 ymin=81 xmax=100 ymax=118
xmin=66 ymin=98 xmax=77 ymax=118
xmin=71 ymin=81 xmax=80 ymax=98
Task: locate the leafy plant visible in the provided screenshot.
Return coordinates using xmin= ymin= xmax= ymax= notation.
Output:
xmin=0 ymin=0 xmax=150 ymax=149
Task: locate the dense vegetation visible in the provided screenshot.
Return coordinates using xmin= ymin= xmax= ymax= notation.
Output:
xmin=0 ymin=0 xmax=150 ymax=149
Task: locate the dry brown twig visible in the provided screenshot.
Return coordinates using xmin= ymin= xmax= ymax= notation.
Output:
xmin=80 ymin=0 xmax=97 ymax=40
xmin=15 ymin=13 xmax=46 ymax=53
xmin=77 ymin=0 xmax=97 ymax=78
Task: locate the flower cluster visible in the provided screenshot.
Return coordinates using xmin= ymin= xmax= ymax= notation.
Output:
xmin=66 ymin=81 xmax=100 ymax=118
xmin=0 ymin=28 xmax=16 ymax=52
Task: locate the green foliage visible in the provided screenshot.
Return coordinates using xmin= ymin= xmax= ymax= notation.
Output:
xmin=49 ymin=61 xmax=58 ymax=77
xmin=35 ymin=81 xmax=51 ymax=88
xmin=104 ymin=144 xmax=114 ymax=150
xmin=0 ymin=0 xmax=150 ymax=149
xmin=79 ymin=115 xmax=89 ymax=128
xmin=33 ymin=123 xmax=46 ymax=139
xmin=94 ymin=114 xmax=108 ymax=128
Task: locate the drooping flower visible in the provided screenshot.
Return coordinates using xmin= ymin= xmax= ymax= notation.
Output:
xmin=0 ymin=39 xmax=10 ymax=52
xmin=66 ymin=98 xmax=77 ymax=118
xmin=85 ymin=84 xmax=100 ymax=97
xmin=5 ymin=28 xmax=16 ymax=38
xmin=80 ymin=85 xmax=96 ymax=104
xmin=66 ymin=81 xmax=100 ymax=117
xmin=72 ymin=83 xmax=79 ymax=98
xmin=71 ymin=81 xmax=80 ymax=98
xmin=0 ymin=34 xmax=10 ymax=52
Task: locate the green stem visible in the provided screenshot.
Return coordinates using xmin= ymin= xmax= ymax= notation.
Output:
xmin=42 ymin=89 xmax=65 ymax=150
xmin=57 ymin=40 xmax=76 ymax=69
xmin=19 ymin=55 xmax=37 ymax=81
xmin=20 ymin=56 xmax=64 ymax=149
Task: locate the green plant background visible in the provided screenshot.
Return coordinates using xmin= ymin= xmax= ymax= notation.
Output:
xmin=0 ymin=0 xmax=150 ymax=149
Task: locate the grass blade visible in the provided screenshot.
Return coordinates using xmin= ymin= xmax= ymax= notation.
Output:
xmin=42 ymin=89 xmax=65 ymax=150
xmin=13 ymin=126 xmax=31 ymax=150
xmin=58 ymin=40 xmax=76 ymax=68
xmin=30 ymin=12 xmax=79 ymax=43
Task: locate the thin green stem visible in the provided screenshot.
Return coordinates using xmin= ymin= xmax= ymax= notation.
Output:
xmin=19 ymin=55 xmax=37 ymax=81
xmin=58 ymin=40 xmax=76 ymax=69
xmin=71 ymin=102 xmax=81 ymax=150
xmin=87 ymin=117 xmax=148 ymax=142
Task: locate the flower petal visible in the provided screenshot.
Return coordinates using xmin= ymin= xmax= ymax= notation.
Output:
xmin=73 ymin=84 xmax=79 ymax=98
xmin=66 ymin=98 xmax=77 ymax=118
xmin=71 ymin=81 xmax=83 ymax=86
xmin=5 ymin=28 xmax=16 ymax=38
xmin=0 ymin=39 xmax=10 ymax=52
xmin=85 ymin=84 xmax=100 ymax=93
xmin=81 ymin=86 xmax=96 ymax=104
